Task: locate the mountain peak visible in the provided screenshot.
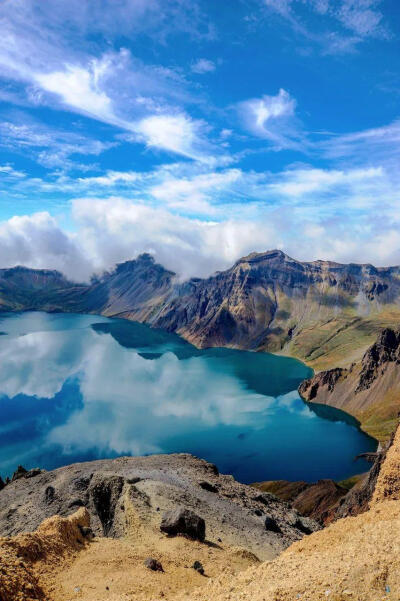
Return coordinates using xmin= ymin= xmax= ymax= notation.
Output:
xmin=235 ymin=249 xmax=293 ymax=266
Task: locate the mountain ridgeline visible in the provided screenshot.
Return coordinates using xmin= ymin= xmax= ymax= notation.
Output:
xmin=2 ymin=250 xmax=400 ymax=373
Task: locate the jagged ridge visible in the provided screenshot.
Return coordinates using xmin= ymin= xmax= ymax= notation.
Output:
xmin=1 ymin=250 xmax=400 ymax=371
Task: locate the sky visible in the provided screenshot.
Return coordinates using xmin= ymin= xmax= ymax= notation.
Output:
xmin=0 ymin=0 xmax=399 ymax=281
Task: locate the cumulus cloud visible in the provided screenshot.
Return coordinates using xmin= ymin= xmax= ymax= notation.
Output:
xmin=0 ymin=212 xmax=92 ymax=280
xmin=0 ymin=171 xmax=398 ymax=287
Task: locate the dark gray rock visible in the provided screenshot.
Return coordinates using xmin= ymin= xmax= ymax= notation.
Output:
xmin=192 ymin=560 xmax=204 ymax=575
xmin=160 ymin=507 xmax=206 ymax=542
xmin=293 ymin=517 xmax=313 ymax=535
xmin=12 ymin=465 xmax=27 ymax=481
xmin=44 ymin=485 xmax=56 ymax=504
xmin=79 ymin=525 xmax=95 ymax=541
xmin=264 ymin=516 xmax=282 ymax=534
xmin=89 ymin=475 xmax=124 ymax=536
xmin=199 ymin=481 xmax=218 ymax=493
xmin=144 ymin=557 xmax=164 ymax=572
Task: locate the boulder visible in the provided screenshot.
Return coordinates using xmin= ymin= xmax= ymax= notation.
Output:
xmin=264 ymin=516 xmax=282 ymax=534
xmin=160 ymin=507 xmax=206 ymax=542
xmin=198 ymin=481 xmax=218 ymax=493
xmin=192 ymin=560 xmax=205 ymax=575
xmin=144 ymin=557 xmax=164 ymax=572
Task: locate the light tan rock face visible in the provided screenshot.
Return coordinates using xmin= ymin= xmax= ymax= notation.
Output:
xmin=372 ymin=424 xmax=400 ymax=504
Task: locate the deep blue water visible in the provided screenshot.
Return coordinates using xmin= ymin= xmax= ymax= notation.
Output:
xmin=0 ymin=312 xmax=376 ymax=483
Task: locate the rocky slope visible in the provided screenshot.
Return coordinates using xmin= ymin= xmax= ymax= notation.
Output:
xmin=1 ymin=250 xmax=400 ymax=369
xmin=1 ymin=428 xmax=400 ymax=601
xmin=0 ymin=454 xmax=317 ymax=554
xmin=178 ymin=423 xmax=400 ymax=601
xmin=299 ymin=327 xmax=400 ymax=440
xmin=0 ymin=454 xmax=318 ymax=601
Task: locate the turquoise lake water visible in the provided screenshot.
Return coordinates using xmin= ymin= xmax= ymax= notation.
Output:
xmin=0 ymin=312 xmax=376 ymax=483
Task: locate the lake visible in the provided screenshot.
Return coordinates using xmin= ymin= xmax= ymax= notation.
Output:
xmin=0 ymin=312 xmax=376 ymax=483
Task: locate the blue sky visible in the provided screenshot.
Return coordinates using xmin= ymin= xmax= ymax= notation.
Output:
xmin=0 ymin=0 xmax=399 ymax=280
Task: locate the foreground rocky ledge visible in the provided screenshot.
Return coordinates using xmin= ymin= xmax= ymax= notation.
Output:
xmin=0 ymin=453 xmax=318 ymax=600
xmin=1 ymin=434 xmax=400 ymax=601
xmin=178 ymin=422 xmax=400 ymax=601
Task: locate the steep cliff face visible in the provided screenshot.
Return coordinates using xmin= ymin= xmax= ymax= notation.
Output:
xmin=252 ymin=479 xmax=348 ymax=523
xmin=299 ymin=327 xmax=400 ymax=440
xmin=1 ymin=250 xmax=400 ymax=369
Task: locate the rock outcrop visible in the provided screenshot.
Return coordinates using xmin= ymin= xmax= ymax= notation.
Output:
xmin=177 ymin=424 xmax=400 ymax=601
xmin=1 ymin=250 xmax=400 ymax=369
xmin=299 ymin=327 xmax=400 ymax=440
xmin=160 ymin=508 xmax=206 ymax=541
xmin=0 ymin=454 xmax=319 ymax=560
xmin=0 ymin=453 xmax=322 ymax=601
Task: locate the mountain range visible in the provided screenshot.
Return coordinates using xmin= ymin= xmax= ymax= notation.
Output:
xmin=2 ymin=249 xmax=400 ymax=439
xmin=2 ymin=249 xmax=400 ymax=369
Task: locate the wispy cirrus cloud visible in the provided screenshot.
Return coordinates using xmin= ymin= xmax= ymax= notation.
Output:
xmin=0 ymin=119 xmax=115 ymax=171
xmin=0 ymin=2 xmax=221 ymax=165
xmin=321 ymin=119 xmax=400 ymax=165
xmin=262 ymin=0 xmax=390 ymax=54
xmin=237 ymin=89 xmax=306 ymax=150
xmin=0 ymin=164 xmax=26 ymax=178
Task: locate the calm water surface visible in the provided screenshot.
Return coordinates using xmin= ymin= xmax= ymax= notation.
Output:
xmin=0 ymin=312 xmax=376 ymax=482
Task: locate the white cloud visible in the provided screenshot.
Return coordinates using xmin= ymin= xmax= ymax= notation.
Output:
xmin=133 ymin=113 xmax=216 ymax=162
xmin=191 ymin=58 xmax=216 ymax=74
xmin=269 ymin=166 xmax=384 ymax=197
xmin=0 ymin=212 xmax=92 ymax=281
xmin=0 ymin=176 xmax=399 ymax=286
xmin=150 ymin=168 xmax=242 ymax=214
xmin=262 ymin=0 xmax=390 ymax=54
xmin=77 ymin=171 xmax=141 ymax=187
xmin=322 ymin=119 xmax=400 ymax=165
xmin=36 ymin=62 xmax=114 ymax=123
xmin=0 ymin=164 xmax=25 ymax=178
xmin=237 ymin=89 xmax=303 ymax=149
xmin=0 ymin=4 xmax=219 ymax=163
xmin=0 ymin=120 xmax=114 ymax=171
xmin=336 ymin=0 xmax=386 ymax=37
xmin=71 ymin=196 xmax=275 ymax=280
